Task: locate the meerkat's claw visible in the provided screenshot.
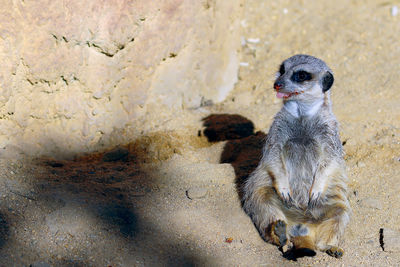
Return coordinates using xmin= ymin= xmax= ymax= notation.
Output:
xmin=277 ymin=186 xmax=293 ymax=207
xmin=307 ymin=192 xmax=321 ymax=210
xmin=281 ymin=192 xmax=293 ymax=208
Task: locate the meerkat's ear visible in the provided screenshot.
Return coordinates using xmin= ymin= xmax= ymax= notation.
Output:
xmin=322 ymin=71 xmax=334 ymax=92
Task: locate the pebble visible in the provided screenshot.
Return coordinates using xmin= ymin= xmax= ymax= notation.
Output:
xmin=381 ymin=228 xmax=400 ymax=252
xmin=240 ymin=36 xmax=246 ymax=46
xmin=246 ymin=38 xmax=260 ymax=44
xmin=356 ymin=161 xmax=366 ymax=168
xmin=186 ymin=187 xmax=207 ymax=200
xmin=92 ymin=91 xmax=104 ymax=99
xmin=391 ymin=6 xmax=398 ymax=17
xmin=361 ymin=198 xmax=382 ymax=210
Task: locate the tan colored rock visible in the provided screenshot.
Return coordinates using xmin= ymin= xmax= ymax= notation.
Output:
xmin=0 ymin=0 xmax=242 ymax=158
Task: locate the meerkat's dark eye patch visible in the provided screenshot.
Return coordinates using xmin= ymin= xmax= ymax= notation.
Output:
xmin=279 ymin=64 xmax=285 ymax=75
xmin=291 ymin=70 xmax=312 ymax=83
xmin=322 ymin=71 xmax=334 ymax=92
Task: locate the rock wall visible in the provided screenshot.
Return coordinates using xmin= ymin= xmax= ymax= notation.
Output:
xmin=0 ymin=0 xmax=242 ymax=158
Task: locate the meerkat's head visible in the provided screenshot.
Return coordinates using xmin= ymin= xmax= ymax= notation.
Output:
xmin=273 ymin=54 xmax=334 ymax=102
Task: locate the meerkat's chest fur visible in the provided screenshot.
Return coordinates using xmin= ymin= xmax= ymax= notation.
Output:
xmin=270 ymin=109 xmax=336 ymax=209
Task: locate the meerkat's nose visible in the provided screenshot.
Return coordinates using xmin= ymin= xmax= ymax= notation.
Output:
xmin=274 ymin=81 xmax=284 ymax=90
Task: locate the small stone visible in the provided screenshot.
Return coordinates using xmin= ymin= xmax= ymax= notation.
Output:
xmin=246 ymin=38 xmax=260 ymax=44
xmin=240 ymin=36 xmax=246 ymax=46
xmin=356 ymin=161 xmax=366 ymax=168
xmin=361 ymin=198 xmax=382 ymax=210
xmin=186 ymin=187 xmax=207 ymax=200
xmin=380 ymin=228 xmax=400 ymax=252
xmin=281 ymin=244 xmax=289 ymax=253
xmin=225 ymin=237 xmax=233 ymax=243
xmin=93 ymin=91 xmax=104 ymax=99
xmin=391 ymin=6 xmax=398 ymax=16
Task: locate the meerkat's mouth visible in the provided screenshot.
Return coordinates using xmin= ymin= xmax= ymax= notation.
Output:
xmin=276 ymin=90 xmax=304 ymax=99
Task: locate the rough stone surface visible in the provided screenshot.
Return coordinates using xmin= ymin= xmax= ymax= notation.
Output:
xmin=0 ymin=0 xmax=242 ymax=158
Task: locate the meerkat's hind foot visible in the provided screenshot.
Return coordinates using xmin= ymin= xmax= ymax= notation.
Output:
xmin=272 ymin=220 xmax=288 ymax=247
xmin=325 ymin=246 xmax=344 ymax=258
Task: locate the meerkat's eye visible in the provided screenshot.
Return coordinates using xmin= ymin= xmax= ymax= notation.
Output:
xmin=291 ymin=70 xmax=312 ymax=83
xmin=279 ymin=64 xmax=285 ymax=75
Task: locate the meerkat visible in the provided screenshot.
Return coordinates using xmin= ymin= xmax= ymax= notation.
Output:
xmin=242 ymin=55 xmax=351 ymax=258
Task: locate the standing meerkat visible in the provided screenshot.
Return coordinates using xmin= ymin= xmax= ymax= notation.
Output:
xmin=242 ymin=55 xmax=351 ymax=258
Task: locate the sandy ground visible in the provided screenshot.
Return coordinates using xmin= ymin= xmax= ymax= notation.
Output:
xmin=0 ymin=0 xmax=400 ymax=266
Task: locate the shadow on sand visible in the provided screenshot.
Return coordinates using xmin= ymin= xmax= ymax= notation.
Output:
xmin=0 ymin=141 xmax=207 ymax=266
xmin=202 ymin=114 xmax=266 ymax=200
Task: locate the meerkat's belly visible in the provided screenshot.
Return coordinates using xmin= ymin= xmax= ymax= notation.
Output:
xmin=283 ymin=136 xmax=321 ymax=208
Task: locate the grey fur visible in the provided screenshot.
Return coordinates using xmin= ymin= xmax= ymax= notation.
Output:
xmin=242 ymin=55 xmax=351 ymax=253
xmin=290 ymin=224 xmax=309 ymax=237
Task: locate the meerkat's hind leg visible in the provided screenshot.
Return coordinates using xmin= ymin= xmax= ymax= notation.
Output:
xmin=315 ymin=206 xmax=350 ymax=258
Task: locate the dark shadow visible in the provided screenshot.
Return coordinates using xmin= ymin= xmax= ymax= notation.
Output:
xmin=0 ymin=213 xmax=9 ymax=248
xmin=0 ymin=142 xmax=209 ymax=266
xmin=202 ymin=114 xmax=256 ymax=142
xmin=282 ymin=247 xmax=316 ymax=261
xmin=38 ymin=147 xmax=209 ymax=266
xmin=96 ymin=203 xmax=138 ymax=238
xmin=202 ymin=114 xmax=266 ymax=200
xmin=40 ymin=149 xmax=141 ymax=239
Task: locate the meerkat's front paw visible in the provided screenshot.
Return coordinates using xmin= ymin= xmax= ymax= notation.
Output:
xmin=277 ymin=187 xmax=293 ymax=208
